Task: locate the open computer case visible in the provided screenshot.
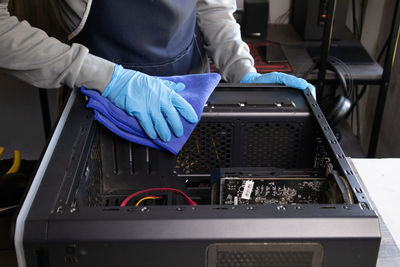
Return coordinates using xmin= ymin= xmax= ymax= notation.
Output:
xmin=15 ymin=84 xmax=380 ymax=267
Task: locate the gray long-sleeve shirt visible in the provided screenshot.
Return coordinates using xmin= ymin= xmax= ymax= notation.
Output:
xmin=0 ymin=0 xmax=255 ymax=92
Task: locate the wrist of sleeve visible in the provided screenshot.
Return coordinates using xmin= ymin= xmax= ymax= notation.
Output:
xmin=224 ymin=60 xmax=257 ymax=83
xmin=75 ymin=53 xmax=116 ymax=93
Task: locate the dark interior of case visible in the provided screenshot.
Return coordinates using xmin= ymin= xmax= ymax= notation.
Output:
xmin=73 ymin=86 xmax=357 ymax=208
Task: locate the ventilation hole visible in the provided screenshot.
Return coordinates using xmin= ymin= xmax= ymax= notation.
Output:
xmin=240 ymin=123 xmax=303 ymax=168
xmin=175 ymin=122 xmax=308 ymax=172
xmin=174 ymin=123 xmax=233 ymax=174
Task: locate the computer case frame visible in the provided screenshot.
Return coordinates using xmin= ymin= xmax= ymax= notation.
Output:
xmin=15 ymin=84 xmax=380 ymax=267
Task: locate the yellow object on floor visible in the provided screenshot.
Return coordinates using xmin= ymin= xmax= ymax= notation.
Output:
xmin=0 ymin=146 xmax=4 ymax=159
xmin=6 ymin=150 xmax=21 ymax=174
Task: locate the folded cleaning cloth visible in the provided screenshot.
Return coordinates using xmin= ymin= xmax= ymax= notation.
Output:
xmin=81 ymin=73 xmax=221 ymax=155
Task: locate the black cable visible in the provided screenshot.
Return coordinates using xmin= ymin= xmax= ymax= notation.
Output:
xmin=350 ymin=89 xmax=354 ymax=129
xmin=317 ymin=0 xmax=336 ymax=100
xmin=360 ymin=0 xmax=368 ymax=36
xmin=351 ymin=85 xmax=355 ymax=134
xmin=377 ymin=35 xmax=391 ymax=62
xmin=352 ymin=0 xmax=360 ymax=39
xmin=0 ymin=205 xmax=18 ymax=215
xmin=345 ymin=84 xmax=367 ymax=117
xmin=303 ymin=57 xmax=351 ymax=107
xmin=355 ymin=86 xmax=361 ymax=138
xmin=328 ymin=59 xmax=349 ymax=97
xmin=328 ymin=56 xmax=354 ymax=96
xmin=303 ymin=57 xmax=352 ymax=97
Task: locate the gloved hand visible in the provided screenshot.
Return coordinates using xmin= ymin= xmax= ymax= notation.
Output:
xmin=240 ymin=72 xmax=316 ymax=99
xmin=102 ymin=65 xmax=198 ymax=142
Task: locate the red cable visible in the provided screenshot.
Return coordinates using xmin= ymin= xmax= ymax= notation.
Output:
xmin=120 ymin=188 xmax=197 ymax=207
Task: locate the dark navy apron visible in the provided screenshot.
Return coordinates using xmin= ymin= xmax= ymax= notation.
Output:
xmin=73 ymin=0 xmax=208 ymax=76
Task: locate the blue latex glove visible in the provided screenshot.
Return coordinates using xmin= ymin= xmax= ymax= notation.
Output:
xmin=240 ymin=72 xmax=316 ymax=99
xmin=102 ymin=65 xmax=198 ymax=142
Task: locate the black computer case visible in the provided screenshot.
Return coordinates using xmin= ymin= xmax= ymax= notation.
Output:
xmin=15 ymin=85 xmax=380 ymax=267
xmin=292 ymin=0 xmax=350 ymax=40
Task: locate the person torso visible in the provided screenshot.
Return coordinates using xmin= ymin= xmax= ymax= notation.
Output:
xmin=72 ymin=0 xmax=208 ymax=76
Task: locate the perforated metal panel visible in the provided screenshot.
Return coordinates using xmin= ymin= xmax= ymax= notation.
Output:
xmin=207 ymin=243 xmax=323 ymax=267
xmin=216 ymin=251 xmax=314 ymax=267
xmin=175 ymin=120 xmax=314 ymax=174
xmin=175 ymin=123 xmax=233 ymax=174
xmin=241 ymin=122 xmax=303 ymax=168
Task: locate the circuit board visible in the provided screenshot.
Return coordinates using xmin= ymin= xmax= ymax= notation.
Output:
xmin=219 ymin=177 xmax=327 ymax=205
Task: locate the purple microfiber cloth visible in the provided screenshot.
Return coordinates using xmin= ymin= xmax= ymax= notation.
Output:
xmin=81 ymin=73 xmax=221 ymax=155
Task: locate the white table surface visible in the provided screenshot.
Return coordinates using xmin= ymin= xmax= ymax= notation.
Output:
xmin=351 ymin=158 xmax=400 ymax=249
